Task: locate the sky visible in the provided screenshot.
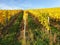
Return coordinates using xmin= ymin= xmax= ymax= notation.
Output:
xmin=0 ymin=0 xmax=60 ymax=9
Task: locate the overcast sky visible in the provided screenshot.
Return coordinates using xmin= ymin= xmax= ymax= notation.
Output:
xmin=0 ymin=0 xmax=60 ymax=9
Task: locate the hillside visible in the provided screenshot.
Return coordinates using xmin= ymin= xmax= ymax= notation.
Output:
xmin=28 ymin=8 xmax=60 ymax=20
xmin=0 ymin=8 xmax=60 ymax=45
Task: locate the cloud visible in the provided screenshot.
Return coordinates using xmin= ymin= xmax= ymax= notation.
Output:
xmin=0 ymin=3 xmax=11 ymax=9
xmin=0 ymin=0 xmax=35 ymax=9
xmin=0 ymin=0 xmax=60 ymax=10
xmin=0 ymin=3 xmax=22 ymax=9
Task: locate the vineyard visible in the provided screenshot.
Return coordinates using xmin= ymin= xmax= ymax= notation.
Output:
xmin=0 ymin=8 xmax=60 ymax=45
